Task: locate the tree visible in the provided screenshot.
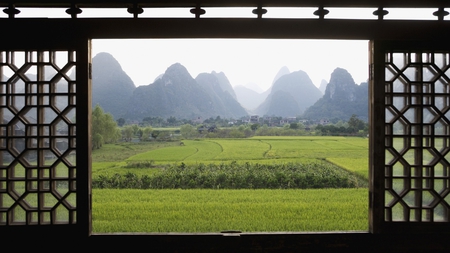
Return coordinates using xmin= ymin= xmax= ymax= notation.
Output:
xmin=131 ymin=124 xmax=140 ymax=136
xmin=167 ymin=116 xmax=177 ymax=125
xmin=347 ymin=114 xmax=366 ymax=133
xmin=92 ymin=133 xmax=104 ymax=149
xmin=289 ymin=123 xmax=299 ymax=129
xmin=116 ymin=118 xmax=125 ymax=127
xmin=92 ymin=104 xmax=120 ymax=149
xmin=141 ymin=126 xmax=153 ymax=141
xmin=151 ymin=130 xmax=160 ymax=139
xmin=122 ymin=125 xmax=134 ymax=141
xmin=180 ymin=124 xmax=196 ymax=139
xmin=251 ymin=123 xmax=260 ymax=131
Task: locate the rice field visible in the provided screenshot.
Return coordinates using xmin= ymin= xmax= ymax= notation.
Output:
xmin=92 ymin=136 xmax=369 ymax=233
xmin=93 ymin=188 xmax=368 ymax=233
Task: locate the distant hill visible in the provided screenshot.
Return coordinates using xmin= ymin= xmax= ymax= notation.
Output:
xmin=254 ymin=70 xmax=322 ymax=117
xmin=272 ymin=66 xmax=290 ymax=85
xmin=302 ymin=68 xmax=368 ymax=121
xmin=319 ymin=79 xmax=328 ymax=94
xmin=243 ymin=82 xmax=264 ymax=93
xmin=92 ymin=52 xmax=135 ymax=119
xmin=234 ymin=85 xmax=269 ymax=110
xmin=210 ymin=71 xmax=238 ymax=100
xmin=91 ymin=53 xmax=366 ymax=122
xmin=195 ymin=72 xmax=248 ymax=118
xmin=265 ymin=90 xmax=300 ymax=117
xmin=126 ymin=63 xmax=247 ymax=120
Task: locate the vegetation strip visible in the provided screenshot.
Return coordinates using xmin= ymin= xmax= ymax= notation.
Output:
xmin=93 ymin=161 xmax=367 ymax=189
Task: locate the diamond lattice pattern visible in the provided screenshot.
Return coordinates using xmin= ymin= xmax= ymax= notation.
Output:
xmin=0 ymin=51 xmax=76 ymax=225
xmin=385 ymin=51 xmax=450 ymax=222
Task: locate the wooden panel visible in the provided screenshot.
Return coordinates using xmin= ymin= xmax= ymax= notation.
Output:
xmin=2 ymin=0 xmax=449 ymax=8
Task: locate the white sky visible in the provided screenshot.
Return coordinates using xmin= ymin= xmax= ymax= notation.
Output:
xmin=92 ymin=39 xmax=369 ymax=91
xmin=8 ymin=7 xmax=441 ymax=91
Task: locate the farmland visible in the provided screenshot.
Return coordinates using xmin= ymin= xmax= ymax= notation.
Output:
xmin=92 ymin=136 xmax=369 ymax=233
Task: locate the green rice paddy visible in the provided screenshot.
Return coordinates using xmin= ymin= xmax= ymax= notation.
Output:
xmin=92 ymin=136 xmax=369 ymax=233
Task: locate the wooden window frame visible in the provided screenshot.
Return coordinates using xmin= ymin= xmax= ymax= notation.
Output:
xmin=1 ymin=1 xmax=450 ymax=251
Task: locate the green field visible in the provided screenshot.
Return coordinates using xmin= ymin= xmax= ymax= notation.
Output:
xmin=93 ymin=188 xmax=367 ymax=233
xmin=92 ymin=136 xmax=369 ymax=233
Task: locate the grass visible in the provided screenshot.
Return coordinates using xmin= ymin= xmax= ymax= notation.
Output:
xmin=93 ymin=188 xmax=368 ymax=233
xmin=112 ymin=136 xmax=368 ymax=166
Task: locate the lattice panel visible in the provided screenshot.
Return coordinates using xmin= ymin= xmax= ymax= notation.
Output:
xmin=0 ymin=51 xmax=77 ymax=225
xmin=384 ymin=51 xmax=450 ymax=222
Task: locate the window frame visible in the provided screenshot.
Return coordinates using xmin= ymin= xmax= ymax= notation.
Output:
xmin=1 ymin=3 xmax=450 ymax=250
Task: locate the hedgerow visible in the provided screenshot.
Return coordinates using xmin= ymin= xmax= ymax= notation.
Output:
xmin=92 ymin=161 xmax=367 ymax=189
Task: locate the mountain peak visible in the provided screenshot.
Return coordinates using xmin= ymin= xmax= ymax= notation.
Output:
xmin=92 ymin=52 xmax=136 ymax=119
xmin=93 ymin=52 xmax=122 ymax=69
xmin=303 ymin=67 xmax=368 ymax=121
xmin=255 ymin=69 xmax=322 ymax=117
xmin=162 ymin=63 xmax=194 ymax=85
xmin=325 ymin=67 xmax=357 ymax=101
xmin=319 ymin=79 xmax=328 ymax=94
xmin=272 ymin=66 xmax=290 ymax=86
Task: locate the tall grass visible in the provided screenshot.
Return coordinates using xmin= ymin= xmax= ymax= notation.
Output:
xmin=93 ymin=188 xmax=368 ymax=233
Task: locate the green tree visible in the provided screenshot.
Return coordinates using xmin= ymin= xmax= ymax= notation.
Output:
xmin=289 ymin=123 xmax=299 ymax=129
xmin=151 ymin=130 xmax=160 ymax=139
xmin=92 ymin=104 xmax=120 ymax=149
xmin=131 ymin=124 xmax=140 ymax=136
xmin=347 ymin=114 xmax=366 ymax=133
xmin=141 ymin=126 xmax=153 ymax=141
xmin=122 ymin=125 xmax=134 ymax=141
xmin=180 ymin=124 xmax=196 ymax=139
xmin=167 ymin=116 xmax=177 ymax=125
xmin=92 ymin=133 xmax=104 ymax=150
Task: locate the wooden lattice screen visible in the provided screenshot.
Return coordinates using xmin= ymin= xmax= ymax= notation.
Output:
xmin=384 ymin=50 xmax=450 ymax=222
xmin=0 ymin=50 xmax=78 ymax=225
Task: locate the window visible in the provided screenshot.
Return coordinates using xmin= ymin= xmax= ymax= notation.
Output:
xmin=1 ymin=1 xmax=450 ymax=251
xmin=91 ymin=38 xmax=370 ymax=233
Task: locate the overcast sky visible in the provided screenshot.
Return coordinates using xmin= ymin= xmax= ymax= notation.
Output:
xmin=7 ymin=7 xmax=439 ymax=92
xmin=92 ymin=39 xmax=369 ymax=91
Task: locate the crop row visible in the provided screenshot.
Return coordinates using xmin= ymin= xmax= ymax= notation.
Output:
xmin=92 ymin=161 xmax=368 ymax=189
xmin=92 ymin=188 xmax=368 ymax=233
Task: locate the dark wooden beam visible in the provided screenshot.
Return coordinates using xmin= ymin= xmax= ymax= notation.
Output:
xmin=0 ymin=0 xmax=449 ymax=8
xmin=1 ymin=18 xmax=449 ymax=41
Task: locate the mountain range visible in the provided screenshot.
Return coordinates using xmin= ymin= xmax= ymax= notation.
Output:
xmin=91 ymin=52 xmax=368 ymax=122
xmin=252 ymin=70 xmax=323 ymax=117
xmin=303 ymin=68 xmax=368 ymax=121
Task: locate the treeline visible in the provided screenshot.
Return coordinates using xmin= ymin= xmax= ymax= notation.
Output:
xmin=92 ymin=161 xmax=368 ymax=189
xmin=315 ymin=114 xmax=368 ymax=136
xmin=92 ymin=104 xmax=122 ymax=149
xmin=92 ymin=104 xmax=368 ymax=149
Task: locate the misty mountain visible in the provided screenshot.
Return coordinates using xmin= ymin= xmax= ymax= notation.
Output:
xmin=265 ymin=90 xmax=300 ymax=117
xmin=254 ymin=70 xmax=322 ymax=117
xmin=126 ymin=63 xmax=247 ymax=120
xmin=319 ymin=79 xmax=328 ymax=94
xmin=92 ymin=52 xmax=136 ymax=119
xmin=272 ymin=66 xmax=290 ymax=85
xmin=234 ymin=85 xmax=269 ymax=110
xmin=195 ymin=72 xmax=248 ymax=118
xmin=243 ymin=82 xmax=264 ymax=93
xmin=234 ymin=66 xmax=291 ymax=112
xmin=210 ymin=71 xmax=238 ymax=100
xmin=302 ymin=68 xmax=368 ymax=121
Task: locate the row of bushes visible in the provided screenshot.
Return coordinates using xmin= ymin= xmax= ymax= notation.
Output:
xmin=92 ymin=162 xmax=368 ymax=189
